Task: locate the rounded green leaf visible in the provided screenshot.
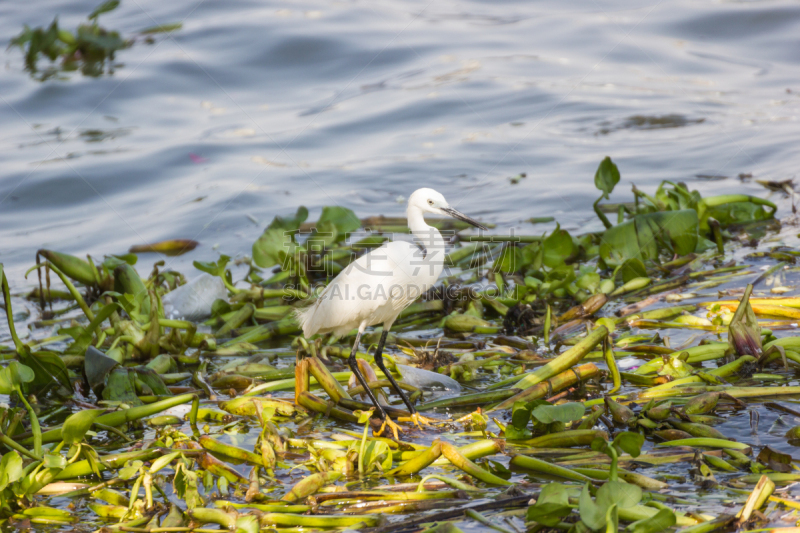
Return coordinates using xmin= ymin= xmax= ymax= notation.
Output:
xmin=594 ymin=156 xmax=620 ymax=199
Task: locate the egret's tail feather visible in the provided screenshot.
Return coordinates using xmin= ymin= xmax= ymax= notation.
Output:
xmin=294 ymin=301 xmax=318 ymax=338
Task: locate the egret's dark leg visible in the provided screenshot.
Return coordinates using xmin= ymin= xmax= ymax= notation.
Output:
xmin=373 ymin=330 xmax=417 ymax=415
xmin=347 ymin=329 xmax=387 ymax=420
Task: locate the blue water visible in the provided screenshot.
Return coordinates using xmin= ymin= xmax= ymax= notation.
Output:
xmin=1 ymin=0 xmax=798 ymax=282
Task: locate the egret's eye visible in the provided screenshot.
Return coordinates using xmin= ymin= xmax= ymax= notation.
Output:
xmin=427 ymin=199 xmax=434 ymax=205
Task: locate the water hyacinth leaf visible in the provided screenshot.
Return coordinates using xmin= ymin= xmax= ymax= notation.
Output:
xmin=43 ymin=452 xmax=67 ymax=470
xmin=0 ymin=451 xmax=24 ymax=491
xmin=543 ymin=226 xmax=575 ymax=268
xmin=313 ymin=220 xmax=338 ymax=248
xmin=605 ymin=504 xmax=619 ymax=533
xmin=62 ymin=409 xmax=105 ymax=445
xmin=579 ymin=482 xmax=606 ymax=531
xmin=596 ymin=480 xmax=642 ymax=510
xmin=174 ymin=464 xmax=203 ymax=509
xmin=595 ymin=156 xmax=620 ymax=199
xmin=531 ymin=402 xmax=585 ymax=424
xmin=625 ymin=508 xmax=676 ymax=533
xmin=85 ymin=346 xmax=120 ymax=394
xmin=599 ymin=210 xmax=699 ymax=266
xmin=65 ymin=302 xmax=120 ymax=354
xmin=494 ymin=243 xmax=524 ymax=273
xmin=526 ymin=482 xmax=572 ymax=526
xmin=620 ymin=258 xmax=647 ymax=283
xmin=318 ymin=206 xmax=360 ymax=236
xmin=511 ymin=401 xmax=534 ymax=430
xmin=613 ymin=431 xmax=645 ymax=458
xmin=193 ymin=255 xmax=230 ymax=278
xmin=253 ymin=228 xmax=297 ymax=268
xmin=0 ymin=361 xmax=35 ymax=395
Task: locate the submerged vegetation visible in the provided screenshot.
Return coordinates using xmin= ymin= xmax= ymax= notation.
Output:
xmin=1 ymin=156 xmax=800 ymax=532
xmin=8 ymin=1 xmax=181 ymax=80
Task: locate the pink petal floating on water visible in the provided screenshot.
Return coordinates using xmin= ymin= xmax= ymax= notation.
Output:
xmin=189 ymin=153 xmax=208 ymax=163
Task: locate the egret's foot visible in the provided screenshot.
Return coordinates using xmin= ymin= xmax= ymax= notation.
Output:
xmin=372 ymin=415 xmax=402 ymax=440
xmin=399 ymin=412 xmax=440 ymax=430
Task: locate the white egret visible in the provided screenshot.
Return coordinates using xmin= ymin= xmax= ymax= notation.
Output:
xmin=296 ymin=188 xmax=487 ymax=436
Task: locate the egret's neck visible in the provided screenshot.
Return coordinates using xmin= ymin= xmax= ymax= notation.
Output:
xmin=407 ymin=206 xmax=445 ymax=274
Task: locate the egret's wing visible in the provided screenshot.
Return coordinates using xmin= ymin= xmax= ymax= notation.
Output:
xmin=295 ymin=241 xmax=429 ymax=337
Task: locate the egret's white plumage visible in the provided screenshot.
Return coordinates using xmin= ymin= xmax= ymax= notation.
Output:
xmin=295 ymin=187 xmax=486 ymax=434
xmin=297 ymin=188 xmax=461 ymax=338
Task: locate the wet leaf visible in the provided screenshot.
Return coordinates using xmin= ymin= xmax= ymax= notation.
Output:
xmin=757 ymin=446 xmax=792 ymax=473
xmin=62 ymin=409 xmax=105 ymax=445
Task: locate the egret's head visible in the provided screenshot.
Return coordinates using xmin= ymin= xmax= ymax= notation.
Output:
xmin=408 ymin=188 xmax=487 ymax=230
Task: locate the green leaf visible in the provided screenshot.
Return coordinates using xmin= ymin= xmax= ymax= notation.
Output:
xmin=18 ymin=350 xmax=71 ymax=394
xmin=594 ymin=156 xmax=620 ymax=199
xmin=42 ymin=452 xmax=67 ymax=469
xmin=318 ymin=206 xmax=360 ymax=236
xmin=173 ymin=464 xmax=203 ymax=509
xmin=599 ymin=210 xmax=699 ymax=266
xmin=62 ymin=409 xmax=105 ymax=445
xmin=269 ymin=206 xmax=308 ymax=232
xmin=494 ymin=244 xmax=523 ymax=274
xmin=613 ymin=431 xmax=644 ymax=458
xmin=620 ymin=258 xmax=647 ymax=283
xmin=526 ymin=482 xmax=572 ymax=526
xmin=625 ymin=508 xmax=676 ymax=533
xmin=193 ymin=255 xmax=230 ymax=278
xmin=579 ymin=483 xmax=605 ymax=531
xmin=503 ymin=425 xmax=532 ymax=440
xmin=531 ymin=402 xmax=585 ymax=424
xmin=311 ymin=220 xmax=338 ymax=249
xmin=88 ymin=0 xmax=120 ymax=20
xmin=596 ymin=480 xmax=642 ymax=510
xmin=0 ymin=451 xmax=24 ymax=491
xmin=252 ymin=228 xmax=296 ymax=269
xmin=543 ymin=226 xmax=575 ymax=268
xmin=0 ymin=361 xmax=35 ymax=395
xmin=511 ymin=401 xmax=533 ymax=430
xmin=118 ymin=460 xmax=142 ymax=480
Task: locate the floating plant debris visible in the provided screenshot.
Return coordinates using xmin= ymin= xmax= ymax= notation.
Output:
xmin=0 ymin=157 xmax=799 ymax=532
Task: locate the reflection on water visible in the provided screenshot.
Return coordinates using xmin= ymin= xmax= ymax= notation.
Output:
xmin=0 ymin=0 xmax=798 ymax=282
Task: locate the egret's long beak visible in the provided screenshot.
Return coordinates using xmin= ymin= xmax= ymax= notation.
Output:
xmin=442 ymin=207 xmax=488 ymax=231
